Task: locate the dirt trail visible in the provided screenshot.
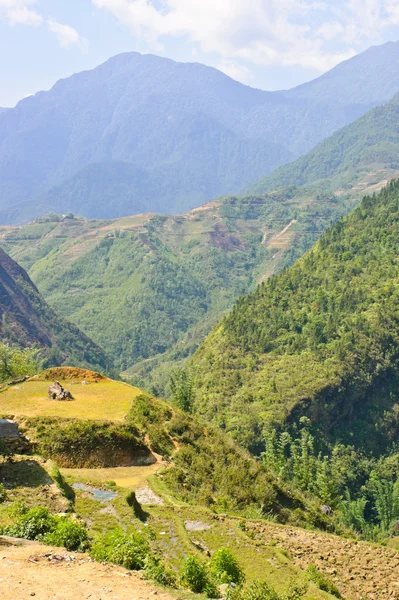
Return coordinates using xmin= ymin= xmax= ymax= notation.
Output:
xmin=247 ymin=521 xmax=399 ymax=600
xmin=0 ymin=538 xmax=177 ymax=600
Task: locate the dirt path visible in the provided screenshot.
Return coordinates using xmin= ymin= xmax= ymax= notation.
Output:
xmin=247 ymin=521 xmax=399 ymax=600
xmin=0 ymin=538 xmax=177 ymax=600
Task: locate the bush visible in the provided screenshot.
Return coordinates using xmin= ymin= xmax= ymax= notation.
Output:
xmin=180 ymin=556 xmax=208 ymax=593
xmin=90 ymin=530 xmax=150 ymax=570
xmin=5 ymin=507 xmax=56 ymax=540
xmin=3 ymin=506 xmax=89 ymax=552
xmin=227 ymin=581 xmax=307 ymax=600
xmin=211 ymin=547 xmax=245 ymax=585
xmin=43 ymin=519 xmax=89 ymax=551
xmin=0 ymin=483 xmax=7 ymax=503
xmin=306 ymin=564 xmax=342 ymax=598
xmin=143 ymin=555 xmax=177 ymax=587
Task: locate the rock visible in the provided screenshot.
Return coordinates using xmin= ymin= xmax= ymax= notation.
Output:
xmin=48 ymin=381 xmax=74 ymax=401
xmin=321 ymin=504 xmax=333 ymax=516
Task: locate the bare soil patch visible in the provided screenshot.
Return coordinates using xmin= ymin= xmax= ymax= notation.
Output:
xmin=0 ymin=538 xmax=177 ymax=600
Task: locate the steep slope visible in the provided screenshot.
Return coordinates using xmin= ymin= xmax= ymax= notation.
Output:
xmin=251 ymin=92 xmax=399 ymax=194
xmin=2 ymin=42 xmax=399 ymax=223
xmin=193 ymin=180 xmax=399 ymax=455
xmin=0 ymin=248 xmax=109 ymax=371
xmin=0 ymin=190 xmax=357 ymax=392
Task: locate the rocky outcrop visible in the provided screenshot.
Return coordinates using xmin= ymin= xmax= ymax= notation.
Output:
xmin=48 ymin=381 xmax=74 ymax=401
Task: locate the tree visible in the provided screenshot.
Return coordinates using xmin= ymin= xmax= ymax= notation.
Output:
xmin=170 ymin=368 xmax=194 ymax=412
xmin=0 ymin=343 xmax=39 ymax=383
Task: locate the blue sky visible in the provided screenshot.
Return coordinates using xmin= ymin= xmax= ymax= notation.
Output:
xmin=1 ymin=0 xmax=399 ymax=106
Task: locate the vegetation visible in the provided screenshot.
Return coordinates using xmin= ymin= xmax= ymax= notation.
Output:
xmin=251 ymin=93 xmax=399 ymax=195
xmin=193 ymin=180 xmax=399 ymax=455
xmin=0 ymin=343 xmax=38 ymax=383
xmin=0 ymin=248 xmax=109 ymax=373
xmin=0 ymin=188 xmax=358 ymax=393
xmin=1 ymin=506 xmax=89 ymax=551
xmin=5 ymin=43 xmax=396 ymax=225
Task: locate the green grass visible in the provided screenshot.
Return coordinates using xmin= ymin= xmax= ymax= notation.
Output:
xmin=0 ymin=379 xmax=141 ymax=421
xmin=62 ymin=464 xmax=161 ymax=489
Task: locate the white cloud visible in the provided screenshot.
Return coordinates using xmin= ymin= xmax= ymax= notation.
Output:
xmin=0 ymin=0 xmax=41 ymax=25
xmin=0 ymin=1 xmax=86 ymax=51
xmin=92 ymin=0 xmax=399 ymax=76
xmin=46 ymin=19 xmax=87 ymax=51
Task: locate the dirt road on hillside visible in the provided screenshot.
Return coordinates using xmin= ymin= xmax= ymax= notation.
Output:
xmin=0 ymin=537 xmax=178 ymax=600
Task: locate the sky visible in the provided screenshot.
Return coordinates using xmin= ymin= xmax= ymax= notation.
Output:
xmin=1 ymin=0 xmax=399 ymax=107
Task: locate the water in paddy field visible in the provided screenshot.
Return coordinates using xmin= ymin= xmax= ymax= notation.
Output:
xmin=72 ymin=482 xmax=117 ymax=502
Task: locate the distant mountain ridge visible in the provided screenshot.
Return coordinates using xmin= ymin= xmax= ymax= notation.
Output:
xmin=2 ymin=42 xmax=399 ymax=223
xmin=0 ymin=247 xmax=109 ymax=371
xmin=250 ymin=92 xmax=399 ymax=194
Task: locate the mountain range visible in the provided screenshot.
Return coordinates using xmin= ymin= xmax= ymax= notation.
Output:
xmin=2 ymin=41 xmax=399 ymax=223
xmin=0 ymin=247 xmax=109 ymax=372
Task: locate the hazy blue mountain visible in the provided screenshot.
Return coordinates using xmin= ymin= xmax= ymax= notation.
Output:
xmin=250 ymin=92 xmax=399 ymax=194
xmin=2 ymin=42 xmax=399 ymax=223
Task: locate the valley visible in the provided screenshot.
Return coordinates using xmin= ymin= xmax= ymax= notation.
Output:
xmin=3 ymin=31 xmax=399 ymax=600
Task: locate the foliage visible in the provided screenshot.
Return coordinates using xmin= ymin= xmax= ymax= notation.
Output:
xmin=252 ymin=93 xmax=399 ymax=194
xmin=0 ymin=483 xmax=7 ymax=503
xmin=227 ymin=581 xmax=307 ymax=600
xmin=90 ymin=529 xmax=150 ymax=570
xmin=306 ymin=565 xmax=342 ymax=598
xmin=2 ymin=506 xmax=88 ymax=551
xmin=1 ymin=186 xmax=357 ymax=394
xmin=194 ymin=180 xmax=399 ymax=456
xmin=43 ymin=519 xmax=89 ymax=551
xmin=0 ymin=249 xmax=109 ymax=374
xmin=0 ymin=343 xmax=38 ymax=382
xmin=210 ymin=547 xmax=245 ymax=585
xmin=170 ymin=367 xmax=194 ymax=412
xmin=179 ymin=555 xmax=220 ymax=598
xmin=26 ymin=417 xmax=144 ymax=468
xmin=143 ymin=555 xmax=177 ymax=587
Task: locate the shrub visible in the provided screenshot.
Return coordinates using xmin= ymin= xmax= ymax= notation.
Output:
xmin=143 ymin=555 xmax=177 ymax=587
xmin=0 ymin=483 xmax=7 ymax=503
xmin=180 ymin=556 xmax=209 ymax=593
xmin=211 ymin=547 xmax=245 ymax=585
xmin=227 ymin=581 xmax=307 ymax=600
xmin=43 ymin=519 xmax=89 ymax=551
xmin=5 ymin=507 xmax=56 ymax=540
xmin=90 ymin=530 xmax=150 ymax=570
xmin=306 ymin=564 xmax=342 ymax=598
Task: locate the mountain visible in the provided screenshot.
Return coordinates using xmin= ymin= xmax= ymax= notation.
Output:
xmin=2 ymin=42 xmax=399 ymax=223
xmin=285 ymin=41 xmax=399 ymax=106
xmin=251 ymin=92 xmax=399 ymax=195
xmin=0 ymin=247 xmax=109 ymax=371
xmin=192 ymin=180 xmax=399 ymax=455
xmin=0 ymin=189 xmax=357 ymax=393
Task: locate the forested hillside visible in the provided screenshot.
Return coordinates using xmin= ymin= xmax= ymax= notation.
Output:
xmin=0 ymin=189 xmax=357 ymax=392
xmin=2 ymin=42 xmax=399 ymax=223
xmin=251 ymin=92 xmax=399 ymax=195
xmin=0 ymin=248 xmax=109 ymax=372
xmin=193 ymin=180 xmax=399 ymax=456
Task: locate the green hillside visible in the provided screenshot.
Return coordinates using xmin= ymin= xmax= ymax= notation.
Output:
xmin=0 ymin=190 xmax=357 ymax=392
xmin=192 ymin=180 xmax=399 ymax=456
xmin=251 ymin=93 xmax=399 ymax=195
xmin=0 ymin=248 xmax=109 ymax=373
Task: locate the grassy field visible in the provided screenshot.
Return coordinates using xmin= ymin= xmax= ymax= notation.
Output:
xmin=62 ymin=464 xmax=160 ymax=489
xmin=0 ymin=379 xmax=141 ymax=421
